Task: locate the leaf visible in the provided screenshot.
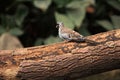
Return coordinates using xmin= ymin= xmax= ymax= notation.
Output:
xmin=1 ymin=14 xmax=7 ymax=28
xmin=0 ymin=27 xmax=6 ymax=34
xmin=97 ymin=20 xmax=114 ymax=30
xmin=79 ymin=23 xmax=91 ymax=36
xmin=15 ymin=4 xmax=28 ymax=27
xmin=79 ymin=27 xmax=91 ymax=36
xmin=17 ymin=0 xmax=32 ymax=2
xmin=106 ymin=0 xmax=120 ymax=11
xmin=34 ymin=38 xmax=44 ymax=46
xmin=66 ymin=0 xmax=94 ymax=27
xmin=53 ymin=0 xmax=72 ymax=7
xmin=9 ymin=28 xmax=23 ymax=36
xmin=111 ymin=15 xmax=120 ymax=29
xmin=55 ymin=0 xmax=95 ymax=28
xmin=44 ymin=36 xmax=61 ymax=44
xmin=66 ymin=7 xmax=86 ymax=27
xmin=1 ymin=14 xmax=16 ymax=29
xmin=55 ymin=12 xmax=74 ymax=29
xmin=67 ymin=0 xmax=95 ymax=8
xmin=6 ymin=15 xmax=16 ymax=28
xmin=87 ymin=0 xmax=95 ymax=5
xmin=33 ymin=0 xmax=52 ymax=12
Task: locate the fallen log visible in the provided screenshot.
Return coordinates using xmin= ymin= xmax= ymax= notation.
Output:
xmin=0 ymin=29 xmax=120 ymax=80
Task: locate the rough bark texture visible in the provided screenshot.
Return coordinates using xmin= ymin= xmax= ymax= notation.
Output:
xmin=0 ymin=29 xmax=120 ymax=80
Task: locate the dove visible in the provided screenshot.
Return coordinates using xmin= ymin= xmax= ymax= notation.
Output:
xmin=56 ymin=22 xmax=85 ymax=42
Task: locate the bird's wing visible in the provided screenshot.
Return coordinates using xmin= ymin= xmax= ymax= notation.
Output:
xmin=62 ymin=27 xmax=84 ymax=40
xmin=70 ymin=31 xmax=83 ymax=39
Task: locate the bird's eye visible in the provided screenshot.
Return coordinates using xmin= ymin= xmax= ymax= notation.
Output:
xmin=56 ymin=24 xmax=59 ymax=28
xmin=56 ymin=22 xmax=63 ymax=28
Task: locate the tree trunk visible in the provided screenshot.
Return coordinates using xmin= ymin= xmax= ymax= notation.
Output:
xmin=0 ymin=29 xmax=120 ymax=80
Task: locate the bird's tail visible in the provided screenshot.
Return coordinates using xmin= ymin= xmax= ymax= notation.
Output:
xmin=84 ymin=37 xmax=97 ymax=44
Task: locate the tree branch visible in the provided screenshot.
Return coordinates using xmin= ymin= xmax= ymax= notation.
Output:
xmin=0 ymin=29 xmax=120 ymax=80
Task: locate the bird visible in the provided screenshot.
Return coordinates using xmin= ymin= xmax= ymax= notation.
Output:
xmin=56 ymin=22 xmax=97 ymax=44
xmin=56 ymin=22 xmax=85 ymax=42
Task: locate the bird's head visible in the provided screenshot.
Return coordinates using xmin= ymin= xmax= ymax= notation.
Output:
xmin=56 ymin=22 xmax=64 ymax=29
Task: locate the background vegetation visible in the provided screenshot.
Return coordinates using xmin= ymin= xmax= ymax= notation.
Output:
xmin=0 ymin=0 xmax=120 ymax=80
xmin=0 ymin=0 xmax=120 ymax=47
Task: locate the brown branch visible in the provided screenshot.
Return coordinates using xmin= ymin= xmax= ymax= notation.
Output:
xmin=0 ymin=29 xmax=120 ymax=80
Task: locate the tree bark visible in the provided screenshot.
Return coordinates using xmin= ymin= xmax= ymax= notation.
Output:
xmin=0 ymin=29 xmax=120 ymax=80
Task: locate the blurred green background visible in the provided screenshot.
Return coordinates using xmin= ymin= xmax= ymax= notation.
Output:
xmin=0 ymin=0 xmax=120 ymax=47
xmin=0 ymin=0 xmax=120 ymax=80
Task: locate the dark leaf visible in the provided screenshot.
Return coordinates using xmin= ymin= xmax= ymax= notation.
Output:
xmin=97 ymin=20 xmax=114 ymax=30
xmin=9 ymin=28 xmax=23 ymax=36
xmin=106 ymin=0 xmax=120 ymax=11
xmin=34 ymin=38 xmax=44 ymax=46
xmin=15 ymin=4 xmax=28 ymax=27
xmin=111 ymin=15 xmax=120 ymax=29
xmin=0 ymin=27 xmax=6 ymax=34
xmin=53 ymin=0 xmax=72 ymax=7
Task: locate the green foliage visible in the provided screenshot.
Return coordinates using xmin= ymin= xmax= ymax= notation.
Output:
xmin=33 ymin=0 xmax=52 ymax=12
xmin=66 ymin=0 xmax=86 ymax=27
xmin=97 ymin=15 xmax=120 ymax=30
xmin=9 ymin=27 xmax=23 ymax=36
xmin=97 ymin=20 xmax=114 ymax=30
xmin=33 ymin=0 xmax=94 ymax=29
xmin=111 ymin=15 xmax=120 ymax=28
xmin=106 ymin=0 xmax=120 ymax=11
xmin=79 ymin=22 xmax=91 ymax=36
xmin=0 ymin=0 xmax=120 ymax=46
xmin=44 ymin=36 xmax=61 ymax=44
xmin=53 ymin=0 xmax=72 ymax=7
xmin=34 ymin=38 xmax=44 ymax=46
xmin=55 ymin=12 xmax=74 ymax=29
xmin=0 ymin=27 xmax=6 ymax=35
xmin=0 ymin=4 xmax=28 ymax=36
xmin=55 ymin=0 xmax=94 ymax=29
xmin=15 ymin=4 xmax=28 ymax=27
xmin=100 ymin=0 xmax=120 ymax=30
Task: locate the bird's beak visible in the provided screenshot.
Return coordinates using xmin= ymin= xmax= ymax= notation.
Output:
xmin=56 ymin=24 xmax=59 ymax=28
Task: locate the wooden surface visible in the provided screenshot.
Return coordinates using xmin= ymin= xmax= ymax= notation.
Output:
xmin=0 ymin=29 xmax=120 ymax=80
